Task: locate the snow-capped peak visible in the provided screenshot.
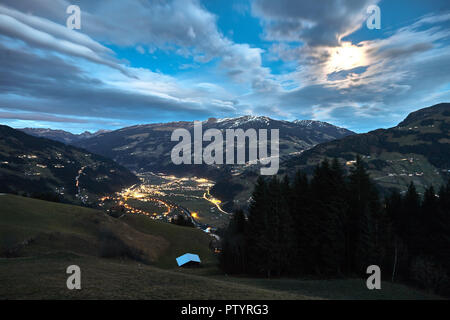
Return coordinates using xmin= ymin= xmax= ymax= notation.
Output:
xmin=293 ymin=119 xmax=329 ymax=127
xmin=213 ymin=115 xmax=272 ymax=127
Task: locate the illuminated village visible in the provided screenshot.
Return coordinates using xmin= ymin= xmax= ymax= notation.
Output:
xmin=96 ymin=172 xmax=229 ymax=235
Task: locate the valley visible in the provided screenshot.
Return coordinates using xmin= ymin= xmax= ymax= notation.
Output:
xmin=96 ymin=172 xmax=231 ymax=230
xmin=2 ymin=0 xmax=450 ymax=304
xmin=1 ymin=103 xmax=450 ymax=300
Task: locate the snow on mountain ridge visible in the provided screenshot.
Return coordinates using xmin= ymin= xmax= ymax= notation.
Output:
xmin=212 ymin=116 xmax=347 ymax=130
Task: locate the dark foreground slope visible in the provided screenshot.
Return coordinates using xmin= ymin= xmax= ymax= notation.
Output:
xmin=0 ymin=194 xmax=303 ymax=299
xmin=0 ymin=125 xmax=138 ymax=199
xmin=0 ymin=195 xmax=440 ymax=299
xmin=284 ymin=103 xmax=450 ymax=193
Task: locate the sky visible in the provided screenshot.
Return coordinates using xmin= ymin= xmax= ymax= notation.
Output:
xmin=0 ymin=0 xmax=449 ymax=133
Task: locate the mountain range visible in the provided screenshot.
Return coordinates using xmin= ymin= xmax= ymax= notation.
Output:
xmin=20 ymin=128 xmax=111 ymax=144
xmin=21 ymin=116 xmax=354 ymax=179
xmin=4 ymin=103 xmax=449 ymax=209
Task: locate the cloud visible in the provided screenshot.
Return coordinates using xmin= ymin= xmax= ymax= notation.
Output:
xmin=327 ymin=66 xmax=368 ymax=82
xmin=0 ymin=6 xmax=134 ymax=78
xmin=252 ymin=0 xmax=379 ymax=47
xmin=0 ymin=5 xmax=110 ymax=54
xmin=0 ymin=1 xmax=260 ymax=124
xmin=234 ymin=11 xmax=450 ymax=131
xmin=0 ymin=111 xmax=92 ymax=123
xmin=0 ymin=40 xmax=244 ymax=123
xmin=1 ymin=0 xmax=270 ymax=88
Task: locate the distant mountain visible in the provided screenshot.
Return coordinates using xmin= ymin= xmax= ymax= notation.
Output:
xmin=284 ymin=103 xmax=450 ymax=194
xmin=0 ymin=125 xmax=138 ymax=201
xmin=20 ymin=128 xmax=111 ymax=144
xmin=71 ymin=116 xmax=354 ymax=178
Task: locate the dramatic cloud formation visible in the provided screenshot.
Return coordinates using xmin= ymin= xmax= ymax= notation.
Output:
xmin=0 ymin=0 xmax=449 ymax=132
xmin=252 ymin=0 xmax=379 ymax=46
xmin=265 ymin=12 xmax=450 ymax=130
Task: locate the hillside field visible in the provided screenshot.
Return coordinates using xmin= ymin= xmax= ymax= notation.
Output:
xmin=0 ymin=195 xmax=441 ymax=300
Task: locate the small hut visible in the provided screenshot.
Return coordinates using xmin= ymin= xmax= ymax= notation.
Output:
xmin=176 ymin=253 xmax=201 ymax=267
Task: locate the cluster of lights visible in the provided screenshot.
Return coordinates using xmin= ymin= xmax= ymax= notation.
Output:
xmin=99 ymin=183 xmax=176 ymax=218
xmin=97 ymin=173 xmax=229 ymax=229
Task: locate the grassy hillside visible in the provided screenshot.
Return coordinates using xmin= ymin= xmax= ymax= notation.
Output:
xmin=0 ymin=195 xmax=441 ymax=299
xmin=0 ymin=194 xmax=305 ymax=299
xmin=0 ymin=253 xmax=311 ymax=300
xmin=120 ymin=214 xmax=216 ymax=269
xmin=0 ymin=195 xmax=213 ymax=266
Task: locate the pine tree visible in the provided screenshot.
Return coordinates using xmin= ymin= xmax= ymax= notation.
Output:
xmin=220 ymin=209 xmax=247 ymax=273
xmin=308 ymin=159 xmax=347 ymax=275
xmin=431 ymin=181 xmax=450 ymax=274
xmin=420 ymin=186 xmax=438 ymax=254
xmin=386 ymin=190 xmax=403 ymax=235
xmin=266 ymin=176 xmax=296 ymax=276
xmin=347 ymin=155 xmax=381 ymax=274
xmin=239 ymin=175 xmax=297 ymax=277
xmin=385 ymin=190 xmax=405 ymax=281
xmin=246 ymin=176 xmax=270 ymax=275
xmin=291 ymin=170 xmax=311 ymax=273
xmin=403 ymin=182 xmax=422 ymax=256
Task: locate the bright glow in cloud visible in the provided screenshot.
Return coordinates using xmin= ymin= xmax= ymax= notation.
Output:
xmin=326 ymin=43 xmax=367 ymax=73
